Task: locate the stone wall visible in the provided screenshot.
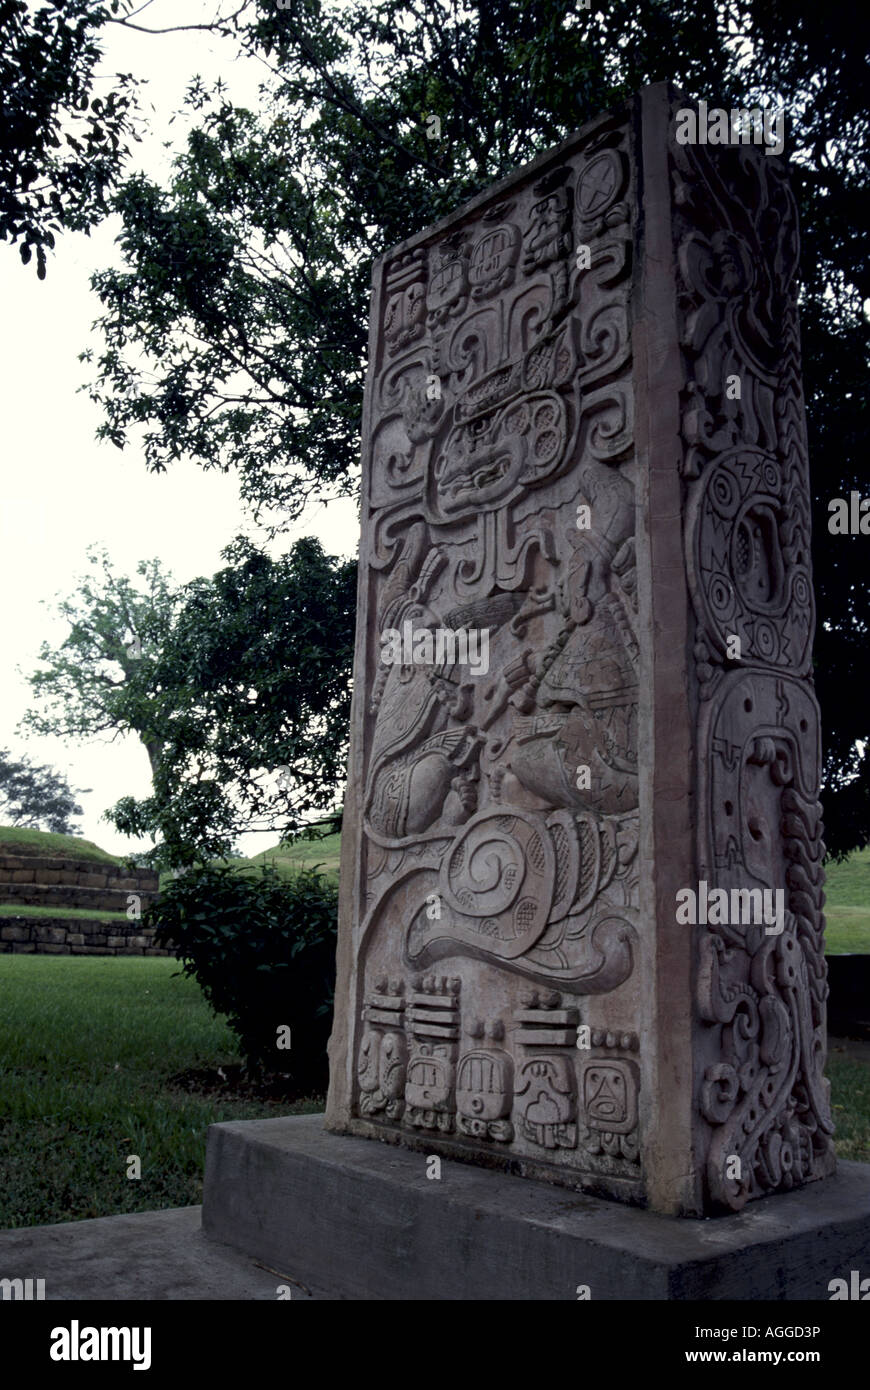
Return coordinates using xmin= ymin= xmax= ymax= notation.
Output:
xmin=0 ymin=853 xmax=170 ymax=956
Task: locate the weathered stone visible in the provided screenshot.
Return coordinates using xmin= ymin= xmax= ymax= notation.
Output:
xmin=80 ymin=872 xmax=108 ymax=888
xmin=0 ymin=924 xmax=30 ymax=942
xmin=0 ymin=855 xmax=27 ymax=871
xmin=32 ymin=924 xmax=67 ymax=944
xmin=203 ymin=1115 xmax=870 ymax=1300
xmin=11 ymin=941 xmax=35 ymax=953
xmin=326 ymin=83 xmax=833 ymax=1217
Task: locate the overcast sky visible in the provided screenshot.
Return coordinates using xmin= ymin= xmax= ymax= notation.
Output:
xmin=0 ymin=1 xmax=359 ymax=856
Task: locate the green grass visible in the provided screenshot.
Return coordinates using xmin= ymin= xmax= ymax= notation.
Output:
xmin=827 ymin=1054 xmax=870 ymax=1163
xmin=825 ymin=847 xmax=870 ymax=908
xmin=824 ymin=907 xmax=870 ymax=954
xmin=245 ymin=831 xmax=342 ymax=883
xmin=0 ymin=826 xmax=121 ymax=864
xmin=0 ymin=904 xmax=127 ymax=923
xmin=0 ymin=955 xmax=322 ymax=1228
xmin=825 ymin=847 xmax=870 ymax=954
xmin=151 ymin=832 xmax=343 ymax=891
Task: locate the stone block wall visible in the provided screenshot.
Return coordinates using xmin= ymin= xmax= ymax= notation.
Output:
xmin=0 ymin=853 xmax=170 ymax=956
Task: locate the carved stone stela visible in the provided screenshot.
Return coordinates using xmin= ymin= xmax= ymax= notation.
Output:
xmin=326 ymin=86 xmax=835 ymax=1217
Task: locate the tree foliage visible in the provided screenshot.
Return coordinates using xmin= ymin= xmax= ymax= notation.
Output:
xmin=21 ymin=537 xmax=354 ymax=867
xmin=19 ymin=546 xmax=181 ymax=781
xmin=0 ymin=0 xmax=138 ymax=274
xmin=78 ymin=0 xmax=870 ymax=853
xmin=0 ymin=748 xmax=85 ymax=833
xmin=148 ymin=862 xmax=338 ymax=1087
xmin=107 ymin=536 xmax=356 ymax=866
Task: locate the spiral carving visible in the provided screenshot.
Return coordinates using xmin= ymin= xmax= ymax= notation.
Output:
xmin=441 ymin=809 xmax=555 ymax=943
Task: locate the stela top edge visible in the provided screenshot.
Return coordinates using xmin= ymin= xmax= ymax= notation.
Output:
xmin=372 ymin=80 xmax=730 ymax=276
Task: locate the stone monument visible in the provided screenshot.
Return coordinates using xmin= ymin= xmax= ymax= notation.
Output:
xmin=203 ymin=85 xmax=870 ymax=1297
xmin=324 ymin=82 xmax=833 ymax=1217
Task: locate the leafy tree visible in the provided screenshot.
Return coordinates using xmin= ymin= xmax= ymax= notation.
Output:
xmin=0 ymin=0 xmax=137 ymax=274
xmin=21 ymin=538 xmax=353 ymax=867
xmin=19 ymin=546 xmax=181 ymax=781
xmin=0 ymin=748 xmax=86 ymax=833
xmin=0 ymin=0 xmax=250 ymax=275
xmin=107 ymin=536 xmax=356 ymax=867
xmin=80 ymin=0 xmax=869 ymax=854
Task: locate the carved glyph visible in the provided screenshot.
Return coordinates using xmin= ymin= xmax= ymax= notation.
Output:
xmin=674 ymin=114 xmax=834 ymax=1210
xmin=345 ymin=114 xmax=643 ymax=1195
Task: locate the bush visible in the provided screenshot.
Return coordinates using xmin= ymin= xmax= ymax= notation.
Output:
xmin=146 ymin=864 xmax=338 ymax=1092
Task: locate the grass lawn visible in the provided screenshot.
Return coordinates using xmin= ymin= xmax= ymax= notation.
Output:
xmin=826 ymin=1051 xmax=870 ymax=1164
xmin=824 ymin=847 xmax=870 ymax=953
xmin=0 ymin=904 xmax=128 ymax=923
xmin=247 ymin=831 xmax=342 ymax=883
xmin=0 ymin=955 xmax=322 ymax=1229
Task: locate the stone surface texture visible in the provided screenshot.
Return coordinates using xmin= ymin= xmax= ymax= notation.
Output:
xmin=0 ymin=1204 xmax=322 ymax=1300
xmin=204 ymin=1115 xmax=867 ymax=1301
xmin=325 ymin=83 xmax=834 ymax=1217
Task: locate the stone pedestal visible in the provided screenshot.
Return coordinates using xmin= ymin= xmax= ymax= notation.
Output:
xmin=202 ymin=1115 xmax=870 ymax=1300
xmin=324 ymin=82 xmax=835 ymax=1218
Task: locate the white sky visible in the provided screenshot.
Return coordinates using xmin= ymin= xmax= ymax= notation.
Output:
xmin=0 ymin=1 xmax=359 ymax=856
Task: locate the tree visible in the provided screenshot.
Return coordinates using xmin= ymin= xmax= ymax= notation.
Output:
xmin=0 ymin=0 xmax=253 ymax=276
xmin=0 ymin=0 xmax=137 ymax=275
xmin=0 ymin=749 xmax=86 ymax=833
xmin=20 ymin=538 xmax=354 ymax=867
xmin=19 ymin=546 xmax=181 ymax=782
xmin=107 ymin=536 xmax=356 ymax=867
xmin=80 ymin=0 xmax=868 ymax=855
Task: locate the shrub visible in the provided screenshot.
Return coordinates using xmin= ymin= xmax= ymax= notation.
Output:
xmin=147 ymin=863 xmax=338 ymax=1092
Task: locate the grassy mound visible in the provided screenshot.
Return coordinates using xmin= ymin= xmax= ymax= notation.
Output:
xmin=0 ymin=904 xmax=129 ymax=923
xmin=0 ymin=826 xmax=120 ymax=864
xmin=246 ymin=830 xmax=342 ymax=882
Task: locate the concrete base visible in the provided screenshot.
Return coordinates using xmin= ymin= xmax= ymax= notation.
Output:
xmin=202 ymin=1114 xmax=870 ymax=1300
xmin=0 ymin=1205 xmax=326 ymax=1300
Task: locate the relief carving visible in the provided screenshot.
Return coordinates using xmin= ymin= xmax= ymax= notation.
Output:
xmin=675 ymin=109 xmax=833 ymax=1210
xmin=335 ymin=94 xmax=826 ymax=1215
xmin=351 ymin=119 xmax=639 ymax=1180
